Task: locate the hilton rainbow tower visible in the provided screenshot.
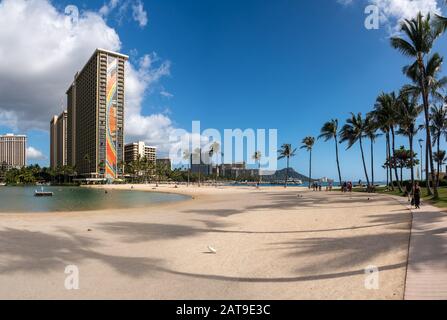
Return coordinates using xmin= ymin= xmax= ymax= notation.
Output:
xmin=65 ymin=49 xmax=128 ymax=181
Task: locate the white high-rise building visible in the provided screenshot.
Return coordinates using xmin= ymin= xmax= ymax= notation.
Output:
xmin=0 ymin=134 xmax=27 ymax=169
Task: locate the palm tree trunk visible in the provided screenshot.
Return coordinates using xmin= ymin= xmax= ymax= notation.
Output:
xmin=187 ymin=164 xmax=190 ymax=187
xmin=308 ymin=150 xmax=312 ymax=188
xmin=387 ymin=133 xmax=394 ymax=191
xmin=359 ymin=137 xmax=370 ymax=186
xmin=418 ymin=56 xmax=436 ymax=197
xmin=285 ymin=157 xmax=289 ymax=188
xmin=409 ymin=133 xmax=415 ymax=188
xmin=391 ymin=127 xmax=403 ymax=193
xmin=400 ymin=166 xmax=403 ymax=185
xmin=370 ymin=138 xmax=374 ymax=187
xmin=437 ymin=135 xmax=441 ymax=188
xmin=334 ymin=136 xmax=342 ymax=187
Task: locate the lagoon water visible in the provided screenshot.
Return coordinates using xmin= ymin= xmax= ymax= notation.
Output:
xmin=0 ymin=186 xmax=189 ymax=213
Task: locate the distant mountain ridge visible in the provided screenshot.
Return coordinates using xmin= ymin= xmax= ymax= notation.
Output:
xmin=262 ymin=168 xmax=316 ymax=182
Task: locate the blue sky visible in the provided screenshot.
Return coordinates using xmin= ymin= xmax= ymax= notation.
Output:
xmin=1 ymin=0 xmax=447 ymax=181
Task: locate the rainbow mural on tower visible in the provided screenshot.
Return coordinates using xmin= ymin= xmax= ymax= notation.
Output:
xmin=105 ymin=56 xmax=118 ymax=180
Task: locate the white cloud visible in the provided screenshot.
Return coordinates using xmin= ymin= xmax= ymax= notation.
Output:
xmin=160 ymin=90 xmax=174 ymax=98
xmin=0 ymin=0 xmax=121 ymax=130
xmin=99 ymin=0 xmax=148 ymax=27
xmin=132 ymin=0 xmax=148 ymax=27
xmin=339 ymin=0 xmax=442 ymax=31
xmin=0 ymin=0 xmax=191 ymax=155
xmin=27 ymin=146 xmax=45 ymax=160
xmin=99 ymin=0 xmax=120 ymax=17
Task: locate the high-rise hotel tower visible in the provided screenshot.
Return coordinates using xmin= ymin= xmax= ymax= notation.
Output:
xmin=0 ymin=134 xmax=26 ymax=169
xmin=50 ymin=110 xmax=68 ymax=169
xmin=66 ymin=49 xmax=128 ymax=180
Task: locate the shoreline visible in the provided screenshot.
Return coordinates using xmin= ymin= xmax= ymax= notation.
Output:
xmin=0 ymin=185 xmax=411 ymax=299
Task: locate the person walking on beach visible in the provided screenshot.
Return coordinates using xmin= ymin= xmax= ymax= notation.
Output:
xmin=405 ymin=182 xmax=412 ymax=202
xmin=413 ymin=182 xmax=421 ymax=209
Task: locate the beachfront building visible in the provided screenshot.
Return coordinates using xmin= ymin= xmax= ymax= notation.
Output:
xmin=218 ymin=162 xmax=259 ymax=179
xmin=190 ymin=151 xmax=212 ymax=175
xmin=0 ymin=134 xmax=27 ymax=169
xmin=66 ymin=48 xmax=128 ymax=180
xmin=50 ymin=111 xmax=68 ymax=169
xmin=124 ymin=142 xmax=157 ymax=164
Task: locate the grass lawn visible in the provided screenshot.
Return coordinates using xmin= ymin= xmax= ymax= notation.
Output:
xmin=353 ymin=186 xmax=447 ymax=209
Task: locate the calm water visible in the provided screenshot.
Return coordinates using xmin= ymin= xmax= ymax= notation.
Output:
xmin=0 ymin=186 xmax=190 ymax=213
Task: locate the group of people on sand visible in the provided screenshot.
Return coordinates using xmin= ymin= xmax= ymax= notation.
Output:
xmin=404 ymin=181 xmax=422 ymax=209
xmin=311 ymin=182 xmax=322 ymax=191
xmin=341 ymin=181 xmax=353 ymax=193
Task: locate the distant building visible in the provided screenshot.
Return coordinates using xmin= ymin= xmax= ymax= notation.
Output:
xmin=124 ymin=142 xmax=157 ymax=164
xmin=190 ymin=151 xmax=212 ymax=175
xmin=66 ymin=48 xmax=128 ymax=180
xmin=50 ymin=110 xmax=68 ymax=169
xmin=218 ymin=162 xmax=258 ymax=178
xmin=157 ymin=158 xmax=172 ymax=170
xmin=0 ymin=134 xmax=27 ymax=169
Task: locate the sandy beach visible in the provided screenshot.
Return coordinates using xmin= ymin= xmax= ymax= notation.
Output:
xmin=0 ymin=185 xmax=411 ymax=299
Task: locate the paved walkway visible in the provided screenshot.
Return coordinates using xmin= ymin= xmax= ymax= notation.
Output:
xmin=400 ymin=198 xmax=447 ymax=300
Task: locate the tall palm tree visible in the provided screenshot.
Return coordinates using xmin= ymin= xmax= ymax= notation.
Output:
xmin=391 ymin=12 xmax=447 ymax=198
xmin=397 ymin=92 xmax=423 ymax=188
xmin=209 ymin=142 xmax=220 ymax=185
xmin=319 ymin=119 xmax=342 ymax=187
xmin=364 ymin=114 xmax=380 ymax=188
xmin=192 ymin=148 xmax=202 ymax=187
xmin=183 ymin=150 xmax=191 ymax=186
xmin=339 ymin=113 xmax=370 ymax=187
xmin=277 ymin=144 xmax=297 ymax=188
xmin=434 ymin=150 xmax=447 ymax=184
xmin=252 ymin=151 xmax=262 ymax=186
xmin=301 ymin=136 xmax=315 ymax=188
xmin=430 ymin=105 xmax=447 ymax=187
xmin=373 ymin=93 xmax=400 ymax=191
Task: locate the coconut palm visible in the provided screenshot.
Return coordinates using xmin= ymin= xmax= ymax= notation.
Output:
xmin=209 ymin=142 xmax=220 ymax=185
xmin=252 ymin=151 xmax=262 ymax=186
xmin=397 ymin=92 xmax=423 ymax=187
xmin=372 ymin=93 xmax=401 ymax=191
xmin=364 ymin=114 xmax=381 ymax=189
xmin=339 ymin=113 xmax=370 ymax=187
xmin=390 ymin=12 xmax=447 ymax=198
xmin=434 ymin=150 xmax=447 ymax=183
xmin=277 ymin=144 xmax=297 ymax=188
xmin=192 ymin=148 xmax=202 ymax=187
xmin=430 ymin=105 xmax=447 ymax=187
xmin=183 ymin=150 xmax=191 ymax=186
xmin=319 ymin=119 xmax=342 ymax=187
xmin=300 ymin=136 xmax=315 ymax=188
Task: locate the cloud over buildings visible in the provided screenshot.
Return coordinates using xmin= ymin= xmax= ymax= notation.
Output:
xmin=0 ymin=0 xmax=184 ymax=153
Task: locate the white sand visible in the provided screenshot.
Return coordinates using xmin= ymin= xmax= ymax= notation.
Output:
xmin=0 ymin=185 xmax=411 ymax=299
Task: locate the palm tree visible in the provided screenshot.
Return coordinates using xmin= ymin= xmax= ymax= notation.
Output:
xmin=209 ymin=142 xmax=220 ymax=186
xmin=434 ymin=150 xmax=447 ymax=185
xmin=319 ymin=119 xmax=342 ymax=187
xmin=277 ymin=144 xmax=297 ymax=188
xmin=430 ymin=105 xmax=447 ymax=187
xmin=364 ymin=114 xmax=380 ymax=188
xmin=252 ymin=151 xmax=262 ymax=186
xmin=372 ymin=93 xmax=400 ymax=191
xmin=339 ymin=112 xmax=370 ymax=187
xmin=301 ymin=136 xmax=315 ymax=188
xmin=391 ymin=12 xmax=447 ymax=198
xmin=192 ymin=148 xmax=202 ymax=187
xmin=183 ymin=150 xmax=191 ymax=186
xmin=397 ymin=92 xmax=423 ymax=188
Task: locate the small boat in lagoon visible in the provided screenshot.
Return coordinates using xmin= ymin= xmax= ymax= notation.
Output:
xmin=34 ymin=187 xmax=54 ymax=197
